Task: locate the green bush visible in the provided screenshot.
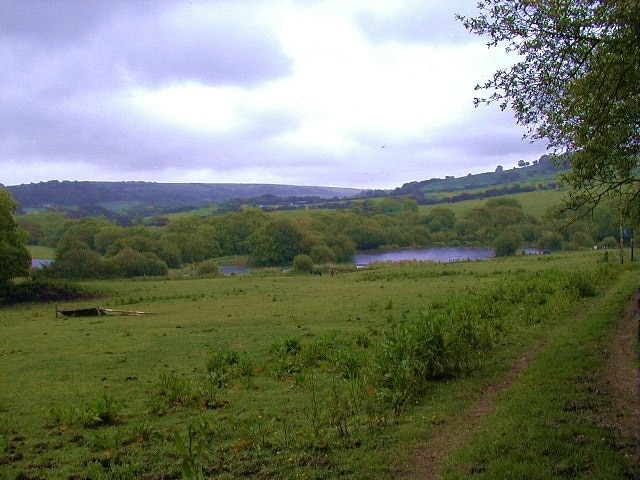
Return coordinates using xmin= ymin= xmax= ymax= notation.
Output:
xmin=536 ymin=231 xmax=564 ymax=251
xmin=157 ymin=371 xmax=194 ymax=407
xmin=310 ymin=244 xmax=336 ymax=264
xmin=292 ymin=254 xmax=314 ymax=273
xmin=600 ymin=236 xmax=618 ymax=249
xmin=197 ymin=259 xmax=220 ymax=276
xmin=571 ymin=231 xmax=593 ymax=249
xmin=268 ymin=337 xmax=303 ymax=377
xmin=80 ymin=393 xmax=121 ymax=428
xmin=493 ymin=231 xmax=523 ymax=257
xmin=206 ymin=347 xmax=240 ymax=389
xmin=372 ymin=286 xmax=515 ymax=413
xmin=564 ymin=271 xmax=596 ymax=298
xmin=107 ymin=248 xmax=168 ymax=277
xmin=51 ymin=247 xmax=103 ymax=278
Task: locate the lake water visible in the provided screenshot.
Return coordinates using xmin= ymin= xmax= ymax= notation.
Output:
xmin=31 ymin=258 xmax=53 ymax=268
xmin=353 ymin=247 xmax=495 ymax=266
xmin=219 ymin=265 xmax=250 ymax=276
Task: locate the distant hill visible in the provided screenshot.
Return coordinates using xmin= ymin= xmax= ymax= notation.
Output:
xmin=388 ymin=154 xmax=566 ymax=201
xmin=5 ymin=154 xmax=567 ymax=222
xmin=7 ymin=181 xmax=361 ymax=216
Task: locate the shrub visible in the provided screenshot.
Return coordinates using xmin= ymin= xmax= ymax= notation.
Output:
xmin=268 ymin=337 xmax=302 ymax=377
xmin=373 ymin=305 xmax=497 ymax=412
xmin=536 ymin=231 xmax=564 ymax=251
xmin=109 ymin=248 xmax=168 ymax=277
xmin=80 ymin=393 xmax=122 ymax=427
xmin=600 ymin=236 xmax=618 ymax=249
xmin=564 ymin=271 xmax=596 ymax=298
xmin=197 ymin=259 xmax=220 ymax=276
xmin=157 ymin=371 xmax=193 ymax=407
xmin=51 ymin=247 xmax=103 ymax=278
xmin=310 ymin=244 xmax=336 ymax=264
xmin=206 ymin=347 xmax=240 ymax=389
xmin=493 ymin=231 xmax=523 ymax=256
xmin=292 ymin=254 xmax=314 ymax=273
xmin=571 ymin=231 xmax=593 ymax=249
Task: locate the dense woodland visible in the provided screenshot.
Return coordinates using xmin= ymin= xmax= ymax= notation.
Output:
xmin=18 ymin=193 xmax=627 ymax=280
xmin=5 ymin=156 xmax=628 ymax=281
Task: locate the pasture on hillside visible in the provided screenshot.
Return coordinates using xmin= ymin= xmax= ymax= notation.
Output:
xmin=1 ymin=250 xmax=638 ymax=479
xmin=418 ymin=187 xmax=567 ymax=219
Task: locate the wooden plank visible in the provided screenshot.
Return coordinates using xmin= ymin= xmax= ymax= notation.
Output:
xmin=55 ymin=305 xmax=154 ymax=317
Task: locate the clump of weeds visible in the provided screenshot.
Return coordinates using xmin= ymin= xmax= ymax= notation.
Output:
xmin=80 ymin=393 xmax=123 ymax=428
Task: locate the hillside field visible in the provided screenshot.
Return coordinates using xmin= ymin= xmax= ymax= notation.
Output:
xmin=419 ymin=187 xmax=567 ymax=218
xmin=1 ymin=250 xmax=638 ymax=479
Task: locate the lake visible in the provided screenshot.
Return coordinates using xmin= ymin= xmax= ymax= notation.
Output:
xmin=31 ymin=259 xmax=53 ymax=268
xmin=353 ymin=247 xmax=495 ymax=266
xmin=219 ymin=265 xmax=251 ymax=276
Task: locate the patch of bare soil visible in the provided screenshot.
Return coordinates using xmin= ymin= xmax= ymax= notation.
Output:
xmin=604 ymin=295 xmax=639 ymax=467
xmin=397 ymin=296 xmax=640 ymax=480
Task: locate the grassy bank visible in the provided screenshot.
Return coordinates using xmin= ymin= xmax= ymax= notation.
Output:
xmin=1 ymin=250 xmax=637 ymax=478
xmin=441 ymin=269 xmax=639 ymax=479
xmin=27 ymin=245 xmax=56 ymax=260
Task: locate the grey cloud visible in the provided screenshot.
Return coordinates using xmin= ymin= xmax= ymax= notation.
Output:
xmin=1 ymin=88 xmax=302 ymax=175
xmin=109 ymin=5 xmax=293 ymax=87
xmin=0 ymin=0 xmax=121 ymax=45
xmin=1 ymin=0 xmax=297 ymax=179
xmin=415 ymin=111 xmax=547 ymax=180
xmin=2 ymin=0 xmax=293 ymax=93
xmin=355 ymin=0 xmax=478 ymax=45
xmin=0 ymin=1 xmax=547 ymax=189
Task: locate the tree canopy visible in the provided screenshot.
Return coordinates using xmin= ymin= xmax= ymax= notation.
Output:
xmin=460 ymin=0 xmax=640 ymax=221
xmin=0 ymin=189 xmax=31 ymax=290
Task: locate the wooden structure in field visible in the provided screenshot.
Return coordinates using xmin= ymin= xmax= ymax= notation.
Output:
xmin=55 ymin=305 xmax=152 ymax=317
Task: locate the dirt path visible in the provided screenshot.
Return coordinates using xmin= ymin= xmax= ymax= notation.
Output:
xmin=397 ymin=297 xmax=639 ymax=479
xmin=395 ymin=346 xmax=542 ymax=480
xmin=605 ymin=295 xmax=640 ymax=464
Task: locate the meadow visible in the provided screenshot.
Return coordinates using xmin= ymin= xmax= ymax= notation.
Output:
xmin=1 ymin=250 xmax=638 ymax=479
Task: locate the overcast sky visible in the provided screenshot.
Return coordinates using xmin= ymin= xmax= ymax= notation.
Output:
xmin=1 ymin=0 xmax=546 ymax=189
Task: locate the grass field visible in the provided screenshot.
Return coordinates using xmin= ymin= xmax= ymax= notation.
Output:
xmin=27 ymin=245 xmax=56 ymax=260
xmin=272 ymin=186 xmax=568 ymax=221
xmin=419 ymin=187 xmax=567 ymax=219
xmin=1 ymin=250 xmax=638 ymax=479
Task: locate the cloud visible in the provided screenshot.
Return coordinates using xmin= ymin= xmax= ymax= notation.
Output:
xmin=110 ymin=2 xmax=293 ymax=88
xmin=0 ymin=1 xmax=546 ymax=189
xmin=1 ymin=1 xmax=293 ymax=93
xmin=355 ymin=0 xmax=480 ymax=45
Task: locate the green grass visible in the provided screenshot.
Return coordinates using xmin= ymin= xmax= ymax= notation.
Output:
xmin=1 ymin=250 xmax=637 ymax=479
xmin=419 ymin=187 xmax=567 ymax=218
xmin=442 ymin=270 xmax=638 ymax=479
xmin=27 ymin=245 xmax=56 ymax=260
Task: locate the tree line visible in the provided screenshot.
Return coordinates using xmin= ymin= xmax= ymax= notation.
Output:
xmin=16 ymin=195 xmax=628 ymax=280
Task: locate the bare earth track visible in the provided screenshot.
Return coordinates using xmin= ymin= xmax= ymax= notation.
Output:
xmin=606 ymin=295 xmax=640 ymax=471
xmin=398 ymin=297 xmax=640 ymax=479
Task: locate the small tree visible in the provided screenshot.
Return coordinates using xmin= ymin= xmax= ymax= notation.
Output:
xmin=292 ymin=254 xmax=314 ymax=273
xmin=109 ymin=248 xmax=168 ymax=277
xmin=494 ymin=231 xmax=522 ymax=257
xmin=52 ymin=247 xmax=103 ymax=278
xmin=601 ymin=236 xmax=618 ymax=249
xmin=197 ymin=259 xmax=220 ymax=276
xmin=309 ymin=244 xmax=336 ymax=264
xmin=249 ymin=218 xmax=303 ymax=267
xmin=0 ymin=189 xmax=31 ymax=292
xmin=536 ymin=231 xmax=564 ymax=251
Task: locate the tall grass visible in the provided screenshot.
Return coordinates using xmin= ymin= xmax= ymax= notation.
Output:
xmin=0 ymin=251 xmax=635 ymax=478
